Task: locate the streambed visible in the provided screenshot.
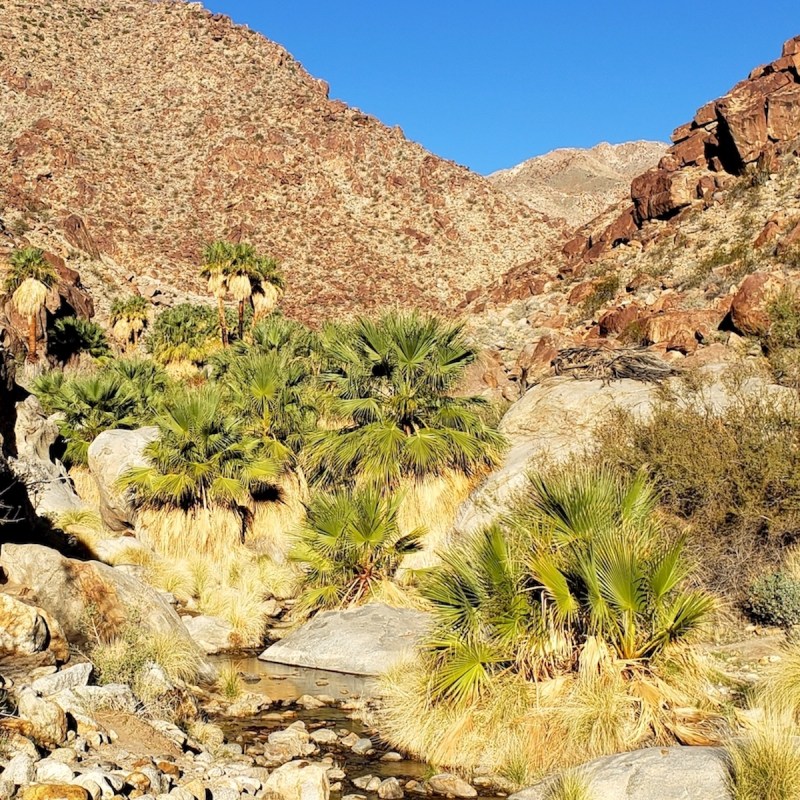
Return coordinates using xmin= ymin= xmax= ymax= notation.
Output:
xmin=209 ymin=655 xmax=507 ymax=800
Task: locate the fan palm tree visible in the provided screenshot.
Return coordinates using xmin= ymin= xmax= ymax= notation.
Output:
xmin=422 ymin=468 xmax=714 ymax=706
xmin=226 ymin=246 xmax=284 ymax=340
xmin=290 ymin=487 xmax=424 ymax=612
xmin=220 ymin=350 xmax=319 ymax=459
xmin=34 ymin=373 xmax=140 ymax=466
xmin=146 ymin=303 xmax=223 ymax=365
xmin=200 ymin=241 xmax=234 ymax=347
xmin=47 ymin=317 xmax=110 ymax=364
xmin=306 ymin=311 xmax=506 ymax=487
xmin=3 ymin=247 xmax=58 ymax=361
xmin=119 ymin=386 xmax=283 ymax=524
xmin=110 ymin=295 xmax=149 ymax=348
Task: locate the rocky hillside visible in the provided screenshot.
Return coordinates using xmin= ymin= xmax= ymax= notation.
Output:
xmin=466 ymin=35 xmax=800 ymax=397
xmin=488 ymin=141 xmax=666 ymax=229
xmin=0 ymin=0 xmax=565 ymax=325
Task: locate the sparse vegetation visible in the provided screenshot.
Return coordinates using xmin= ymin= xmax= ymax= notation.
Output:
xmin=580 ymin=275 xmax=620 ymax=319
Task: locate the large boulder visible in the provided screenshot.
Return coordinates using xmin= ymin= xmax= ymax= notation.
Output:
xmin=729 ymin=272 xmax=786 ymax=337
xmin=259 ymin=603 xmax=430 ymax=675
xmin=10 ymin=396 xmax=83 ymax=517
xmin=0 ymin=592 xmax=69 ymax=662
xmin=182 ymin=614 xmax=235 ymax=655
xmin=0 ymin=543 xmax=200 ymax=654
xmin=87 ymin=427 xmax=158 ymax=531
xmin=511 ymin=746 xmax=730 ymax=800
xmin=16 ymin=687 xmax=68 ymax=747
xmin=455 ymin=366 xmax=791 ymax=535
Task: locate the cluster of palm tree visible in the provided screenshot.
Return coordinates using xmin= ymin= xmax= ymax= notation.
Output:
xmin=109 ymin=294 xmax=149 ymax=349
xmin=200 ymin=241 xmax=284 ymax=345
xmin=35 ymin=359 xmax=171 ymax=465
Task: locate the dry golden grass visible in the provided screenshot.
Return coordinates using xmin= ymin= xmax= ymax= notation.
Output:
xmin=187 ymin=720 xmax=225 ymax=752
xmin=379 ymin=641 xmax=720 ymax=785
xmin=396 ymin=471 xmax=474 ymax=571
xmin=543 ymin=771 xmax=594 ymax=800
xmin=137 ymin=506 xmax=243 ymax=560
xmin=68 ymin=466 xmax=101 ymax=507
xmin=752 ymin=639 xmax=800 ymax=722
xmin=727 ymin=711 xmax=800 ymax=800
xmin=247 ymin=473 xmax=309 ymax=561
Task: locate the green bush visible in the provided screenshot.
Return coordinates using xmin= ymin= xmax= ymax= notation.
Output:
xmin=746 ymin=573 xmax=800 ymax=628
xmin=580 ymin=275 xmax=620 ymax=320
xmin=593 ymin=385 xmax=800 ymax=596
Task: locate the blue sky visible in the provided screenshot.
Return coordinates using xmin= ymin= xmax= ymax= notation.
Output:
xmin=204 ymin=1 xmax=800 ymax=175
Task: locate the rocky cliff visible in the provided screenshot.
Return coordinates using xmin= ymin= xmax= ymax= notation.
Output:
xmin=0 ymin=0 xmax=565 ymax=325
xmin=488 ymin=141 xmax=666 ymax=229
xmin=466 ymin=35 xmax=800 ymax=397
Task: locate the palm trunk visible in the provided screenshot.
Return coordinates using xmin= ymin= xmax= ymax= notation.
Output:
xmin=238 ymin=299 xmax=245 ymax=341
xmin=217 ymin=297 xmax=229 ymax=347
xmin=27 ymin=313 xmax=38 ymax=362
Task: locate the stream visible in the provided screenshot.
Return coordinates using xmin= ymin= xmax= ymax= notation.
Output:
xmin=209 ymin=655 xmax=506 ymax=800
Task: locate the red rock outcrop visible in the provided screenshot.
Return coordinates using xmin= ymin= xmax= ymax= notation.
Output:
xmin=567 ymin=35 xmax=800 ymax=264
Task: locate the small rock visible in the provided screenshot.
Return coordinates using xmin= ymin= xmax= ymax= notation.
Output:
xmin=69 ymin=778 xmax=101 ymax=800
xmin=353 ymin=776 xmax=382 ymax=792
xmin=378 ymin=778 xmax=404 ymax=799
xmin=351 ymin=738 xmax=373 ymax=755
xmin=263 ymin=760 xmax=329 ymax=800
xmin=310 ymin=728 xmax=339 ymax=745
xmin=35 ymin=759 xmax=75 ymax=784
xmin=339 ymin=732 xmax=360 ymax=748
xmin=3 ymin=754 xmax=36 ymax=786
xmin=342 ymin=795 xmax=366 ymax=800
xmin=427 ymin=774 xmax=476 ymax=798
xmin=31 ymin=663 xmax=93 ymax=696
xmin=17 ymin=687 xmax=68 ymax=746
xmin=380 ymin=752 xmax=403 ymax=762
xmin=21 ymin=787 xmax=90 ymax=800
xmin=296 ymin=695 xmax=325 ymax=710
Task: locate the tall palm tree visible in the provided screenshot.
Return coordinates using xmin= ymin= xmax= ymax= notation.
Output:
xmin=119 ymin=386 xmax=283 ymax=524
xmin=306 ymin=311 xmax=506 ymax=487
xmin=200 ymin=241 xmax=233 ymax=347
xmin=290 ymin=488 xmax=424 ymax=613
xmin=3 ymin=247 xmax=58 ymax=361
xmin=422 ymin=468 xmax=714 ymax=706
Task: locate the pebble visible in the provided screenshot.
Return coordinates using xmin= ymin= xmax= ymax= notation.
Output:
xmin=310 ymin=728 xmax=339 ymax=745
xmin=380 ymin=752 xmax=403 ymax=762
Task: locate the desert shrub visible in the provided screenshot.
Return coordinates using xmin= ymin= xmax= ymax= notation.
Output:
xmin=88 ymin=614 xmax=201 ymax=694
xmin=580 ymin=275 xmax=620 ymax=319
xmin=593 ymin=390 xmax=800 ymax=595
xmin=746 ymin=573 xmax=800 ymax=628
xmin=217 ymin=662 xmax=243 ymax=700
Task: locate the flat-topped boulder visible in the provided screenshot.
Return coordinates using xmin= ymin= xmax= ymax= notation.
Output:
xmin=259 ymin=603 xmax=430 ymax=675
xmin=511 ymin=746 xmax=730 ymax=800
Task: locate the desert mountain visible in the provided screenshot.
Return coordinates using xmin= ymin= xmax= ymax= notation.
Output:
xmin=488 ymin=141 xmax=666 ymax=229
xmin=0 ymin=0 xmax=565 ymax=324
xmin=466 ymin=35 xmax=800 ymax=398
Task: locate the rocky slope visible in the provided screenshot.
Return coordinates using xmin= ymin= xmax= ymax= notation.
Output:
xmin=488 ymin=141 xmax=666 ymax=229
xmin=0 ymin=0 xmax=565 ymax=325
xmin=466 ymin=35 xmax=800 ymax=397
